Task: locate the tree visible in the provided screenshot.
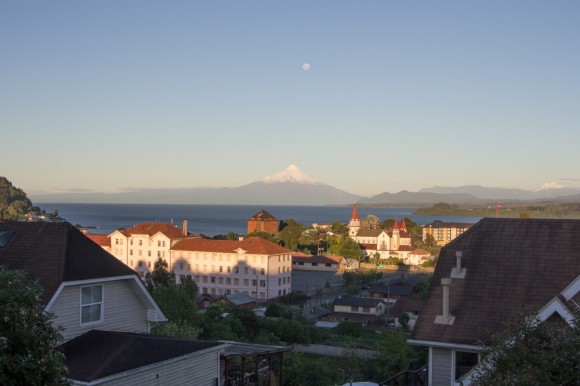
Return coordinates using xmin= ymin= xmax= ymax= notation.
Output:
xmin=0 ymin=177 xmax=37 ymax=220
xmin=278 ymin=219 xmax=306 ymax=251
xmin=471 ymin=312 xmax=580 ymax=386
xmin=0 ymin=266 xmax=68 ymax=385
xmin=375 ymin=331 xmax=420 ymax=380
xmin=330 ymin=220 xmax=348 ymax=236
xmin=329 ymin=236 xmax=362 ymax=260
xmin=145 ymin=257 xmax=175 ymax=291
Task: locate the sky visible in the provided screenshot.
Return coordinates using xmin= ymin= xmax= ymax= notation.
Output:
xmin=1 ymin=1 xmax=579 ymax=198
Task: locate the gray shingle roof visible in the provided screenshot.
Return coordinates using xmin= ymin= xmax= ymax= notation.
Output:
xmin=411 ymin=218 xmax=580 ymax=346
xmin=0 ymin=221 xmax=137 ymax=305
xmin=60 ymin=330 xmax=224 ymax=382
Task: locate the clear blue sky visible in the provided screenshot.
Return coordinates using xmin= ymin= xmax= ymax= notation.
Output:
xmin=1 ymin=1 xmax=579 ymax=197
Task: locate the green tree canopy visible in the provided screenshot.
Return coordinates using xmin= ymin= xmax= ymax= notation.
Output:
xmin=330 ymin=220 xmax=348 ymax=236
xmin=471 ymin=312 xmax=580 ymax=386
xmin=0 ymin=177 xmax=37 ymax=220
xmin=278 ymin=219 xmax=307 ymax=251
xmin=329 ymin=235 xmax=363 ymax=260
xmin=145 ymin=257 xmax=176 ymax=291
xmin=0 ymin=266 xmax=68 ymax=385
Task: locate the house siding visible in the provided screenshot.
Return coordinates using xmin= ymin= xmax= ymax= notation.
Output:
xmin=49 ymin=279 xmax=150 ymax=342
xmin=77 ymin=349 xmax=221 ymax=386
xmin=431 ymin=347 xmax=453 ymax=386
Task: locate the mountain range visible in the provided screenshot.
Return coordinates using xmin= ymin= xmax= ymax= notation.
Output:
xmin=28 ymin=165 xmax=580 ymax=206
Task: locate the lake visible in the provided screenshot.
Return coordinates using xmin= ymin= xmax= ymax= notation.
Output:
xmin=37 ymin=203 xmax=484 ymax=237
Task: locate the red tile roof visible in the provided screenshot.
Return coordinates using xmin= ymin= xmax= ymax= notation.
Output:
xmin=172 ymin=237 xmax=292 ymax=255
xmin=122 ymin=222 xmax=185 ymax=239
xmin=85 ymin=233 xmax=110 ymax=247
xmin=248 ymin=209 xmax=278 ymax=221
xmin=0 ymin=222 xmax=137 ymax=305
xmin=292 ymin=253 xmax=343 ymax=265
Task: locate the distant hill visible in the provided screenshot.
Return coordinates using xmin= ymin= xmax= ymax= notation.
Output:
xmin=0 ymin=177 xmax=37 ymax=220
xmin=30 ymin=165 xmax=361 ymax=206
xmin=357 ymin=190 xmax=486 ymax=207
xmin=419 ymin=185 xmax=580 ymax=201
xmin=27 ymin=170 xmax=580 ymax=207
xmin=359 ymin=184 xmax=580 ymax=207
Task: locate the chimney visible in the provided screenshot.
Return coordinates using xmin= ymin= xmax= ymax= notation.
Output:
xmin=435 ymin=278 xmax=455 ymax=325
xmin=451 ymin=250 xmax=466 ymax=279
xmin=182 ymin=219 xmax=188 ymax=236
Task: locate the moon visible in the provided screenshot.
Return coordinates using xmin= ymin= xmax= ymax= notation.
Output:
xmin=302 ymin=63 xmax=311 ymax=71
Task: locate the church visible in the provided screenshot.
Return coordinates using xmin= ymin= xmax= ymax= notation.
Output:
xmin=348 ymin=206 xmax=431 ymax=265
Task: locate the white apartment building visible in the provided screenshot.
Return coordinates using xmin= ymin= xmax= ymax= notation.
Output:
xmin=108 ymin=221 xmax=191 ymax=277
xmin=170 ymin=237 xmax=293 ymax=300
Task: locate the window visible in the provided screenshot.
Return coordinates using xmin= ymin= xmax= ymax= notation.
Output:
xmin=362 ymin=307 xmax=370 ymax=313
xmin=148 ymin=251 xmax=151 ymax=257
xmin=148 ymin=261 xmax=151 ymax=268
xmin=351 ymin=306 xmax=359 ymax=312
xmin=139 ymin=240 xmax=142 ymax=246
xmin=180 ymin=263 xmax=184 ymax=270
xmin=234 ymin=267 xmax=239 ymax=273
xmin=219 ymin=266 xmax=223 ymax=272
xmin=129 ymin=249 xmax=133 ymax=256
xmin=455 ymin=351 xmax=479 ymax=380
xmin=81 ymin=285 xmax=103 ymax=324
xmin=260 ymin=268 xmax=265 ymax=275
xmin=260 ymin=280 xmax=266 ymax=287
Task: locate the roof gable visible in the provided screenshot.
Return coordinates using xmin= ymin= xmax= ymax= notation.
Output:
xmin=0 ymin=222 xmax=137 ymax=305
xmin=411 ymin=218 xmax=580 ymax=346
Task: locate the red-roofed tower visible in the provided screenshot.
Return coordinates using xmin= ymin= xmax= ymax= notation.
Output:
xmin=348 ymin=205 xmax=361 ymax=238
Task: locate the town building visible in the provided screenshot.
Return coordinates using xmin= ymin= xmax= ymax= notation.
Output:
xmin=348 ymin=206 xmax=431 ymax=264
xmin=170 ymin=237 xmax=293 ymax=300
xmin=106 ymin=221 xmax=198 ymax=278
xmin=247 ymin=209 xmax=279 ymax=234
xmin=422 ymin=220 xmax=472 ymax=246
xmin=328 ymin=296 xmax=386 ymax=325
xmin=292 ymin=252 xmax=348 ymax=272
xmin=409 ymin=218 xmax=580 ymax=386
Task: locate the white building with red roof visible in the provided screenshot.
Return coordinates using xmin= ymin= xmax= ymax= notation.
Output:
xmin=107 ymin=220 xmax=197 ymax=278
xmin=170 ymin=237 xmax=293 ymax=300
xmin=348 ymin=206 xmax=431 ymax=265
xmin=292 ymin=252 xmax=347 ymax=271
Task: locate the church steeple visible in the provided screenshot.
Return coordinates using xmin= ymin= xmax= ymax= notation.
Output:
xmin=350 ymin=205 xmax=359 ymax=220
xmin=400 ymin=218 xmax=407 ymax=231
xmin=348 ymin=205 xmax=361 ymax=238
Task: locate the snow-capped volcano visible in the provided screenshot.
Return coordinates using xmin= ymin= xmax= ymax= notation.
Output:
xmin=261 ymin=165 xmax=321 ymax=185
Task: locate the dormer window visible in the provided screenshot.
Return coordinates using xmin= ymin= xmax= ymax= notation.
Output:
xmin=81 ymin=285 xmax=103 ymax=324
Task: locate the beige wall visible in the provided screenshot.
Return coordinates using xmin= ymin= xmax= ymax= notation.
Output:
xmin=48 ymin=279 xmax=151 ymax=342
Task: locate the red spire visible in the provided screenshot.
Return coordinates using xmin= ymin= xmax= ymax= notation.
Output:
xmin=400 ymin=218 xmax=407 ymax=231
xmin=393 ymin=218 xmax=399 ymax=230
xmin=350 ymin=205 xmax=359 ymax=220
